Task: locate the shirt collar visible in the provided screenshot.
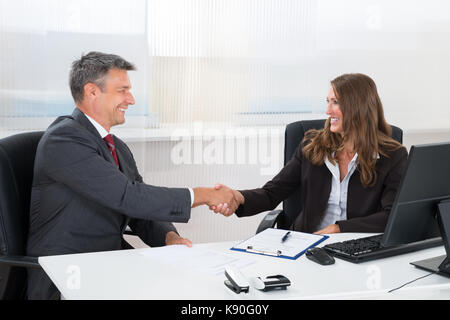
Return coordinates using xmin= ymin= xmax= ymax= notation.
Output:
xmin=330 ymin=151 xmax=380 ymax=161
xmin=330 ymin=151 xmax=359 ymax=163
xmin=325 ymin=152 xmax=359 ymax=181
xmin=83 ymin=113 xmax=110 ymax=139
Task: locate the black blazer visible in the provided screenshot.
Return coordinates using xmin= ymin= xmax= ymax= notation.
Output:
xmin=26 ymin=108 xmax=191 ymax=299
xmin=235 ymin=143 xmax=408 ymax=233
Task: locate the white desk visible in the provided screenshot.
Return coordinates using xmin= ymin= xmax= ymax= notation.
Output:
xmin=38 ymin=233 xmax=450 ymax=300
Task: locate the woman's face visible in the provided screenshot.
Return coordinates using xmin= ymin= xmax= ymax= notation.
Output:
xmin=326 ymin=86 xmax=344 ymax=135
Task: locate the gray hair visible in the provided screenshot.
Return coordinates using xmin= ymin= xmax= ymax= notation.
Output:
xmin=69 ymin=51 xmax=136 ymax=104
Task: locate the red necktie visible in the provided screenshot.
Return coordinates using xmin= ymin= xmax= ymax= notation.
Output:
xmin=103 ymin=134 xmax=119 ymax=168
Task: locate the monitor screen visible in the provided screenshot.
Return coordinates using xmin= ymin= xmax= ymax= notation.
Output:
xmin=382 ymin=142 xmax=450 ymax=247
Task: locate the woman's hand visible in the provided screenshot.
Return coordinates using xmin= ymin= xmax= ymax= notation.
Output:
xmin=313 ymin=224 xmax=340 ymax=235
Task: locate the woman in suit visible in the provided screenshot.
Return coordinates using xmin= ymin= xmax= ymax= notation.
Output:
xmin=213 ymin=73 xmax=408 ymax=234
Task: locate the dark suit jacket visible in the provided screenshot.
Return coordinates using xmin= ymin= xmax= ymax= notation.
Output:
xmin=26 ymin=108 xmax=191 ymax=299
xmin=236 ymin=142 xmax=408 ymax=233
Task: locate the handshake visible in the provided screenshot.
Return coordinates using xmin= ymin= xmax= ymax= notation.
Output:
xmin=192 ymin=184 xmax=244 ymax=216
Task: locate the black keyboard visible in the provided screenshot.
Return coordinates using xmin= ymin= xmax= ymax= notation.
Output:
xmin=323 ymin=234 xmax=443 ymax=263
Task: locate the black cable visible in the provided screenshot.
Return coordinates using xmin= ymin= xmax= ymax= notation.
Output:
xmin=387 ymin=271 xmax=437 ymax=293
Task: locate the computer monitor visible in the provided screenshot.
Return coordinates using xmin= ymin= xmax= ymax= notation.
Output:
xmin=381 ymin=142 xmax=450 ymax=247
xmin=410 ymin=199 xmax=450 ymax=276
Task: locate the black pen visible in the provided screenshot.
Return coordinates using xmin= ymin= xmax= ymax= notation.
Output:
xmin=281 ymin=231 xmax=291 ymax=243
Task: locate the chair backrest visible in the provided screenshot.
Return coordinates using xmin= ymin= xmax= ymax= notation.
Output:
xmin=277 ymin=119 xmax=403 ymax=229
xmin=0 ymin=131 xmax=44 ymax=299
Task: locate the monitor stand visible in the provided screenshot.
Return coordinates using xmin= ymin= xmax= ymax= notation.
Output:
xmin=411 ymin=200 xmax=450 ymax=278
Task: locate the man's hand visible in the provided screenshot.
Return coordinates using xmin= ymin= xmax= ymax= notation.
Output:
xmin=165 ymin=231 xmax=192 ymax=247
xmin=209 ymin=184 xmax=245 ymax=216
xmin=313 ymin=224 xmax=340 ymax=235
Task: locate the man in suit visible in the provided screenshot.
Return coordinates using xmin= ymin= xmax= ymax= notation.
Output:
xmin=26 ymin=51 xmax=238 ymax=299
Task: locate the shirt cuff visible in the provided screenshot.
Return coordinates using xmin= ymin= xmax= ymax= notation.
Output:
xmin=188 ymin=188 xmax=194 ymax=207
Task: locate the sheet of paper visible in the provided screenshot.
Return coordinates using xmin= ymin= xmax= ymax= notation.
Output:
xmin=233 ymin=228 xmax=325 ymax=257
xmin=137 ymin=245 xmax=256 ymax=276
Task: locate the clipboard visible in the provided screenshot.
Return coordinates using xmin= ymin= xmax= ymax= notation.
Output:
xmin=230 ymin=228 xmax=329 ymax=260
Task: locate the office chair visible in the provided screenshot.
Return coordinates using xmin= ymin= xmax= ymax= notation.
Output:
xmin=255 ymin=119 xmax=403 ymax=234
xmin=0 ymin=131 xmax=140 ymax=299
xmin=0 ymin=131 xmax=44 ymax=299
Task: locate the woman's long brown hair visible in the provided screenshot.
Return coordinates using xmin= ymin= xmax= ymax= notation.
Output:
xmin=302 ymin=73 xmax=402 ymax=187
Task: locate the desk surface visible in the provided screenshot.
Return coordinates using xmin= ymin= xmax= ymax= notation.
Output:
xmin=39 ymin=233 xmax=450 ymax=300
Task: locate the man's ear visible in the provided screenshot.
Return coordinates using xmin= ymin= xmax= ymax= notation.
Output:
xmin=83 ymin=83 xmax=100 ymax=101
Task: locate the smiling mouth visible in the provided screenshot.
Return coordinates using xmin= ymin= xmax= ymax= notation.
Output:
xmin=330 ymin=117 xmax=339 ymax=123
xmin=117 ymin=107 xmax=127 ymax=113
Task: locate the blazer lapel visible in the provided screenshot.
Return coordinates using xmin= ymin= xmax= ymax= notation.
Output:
xmin=113 ymin=141 xmax=133 ymax=233
xmin=114 ymin=143 xmax=128 ymax=175
xmin=71 ymin=108 xmax=118 ymax=167
xmin=71 ymin=108 xmax=102 ymax=140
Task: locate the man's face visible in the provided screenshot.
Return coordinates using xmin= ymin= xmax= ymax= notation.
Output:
xmin=93 ymin=68 xmax=135 ymax=131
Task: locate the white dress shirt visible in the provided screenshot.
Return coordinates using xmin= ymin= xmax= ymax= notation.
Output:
xmin=316 ymin=152 xmax=359 ymax=231
xmin=83 ymin=112 xmax=194 ymax=206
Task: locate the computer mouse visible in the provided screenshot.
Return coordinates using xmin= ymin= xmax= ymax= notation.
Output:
xmin=306 ymin=247 xmax=335 ymax=265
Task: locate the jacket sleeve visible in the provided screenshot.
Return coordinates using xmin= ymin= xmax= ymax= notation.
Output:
xmin=235 ymin=143 xmax=303 ymax=217
xmin=336 ymin=147 xmax=408 ymax=233
xmin=42 ymin=127 xmax=191 ymax=223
